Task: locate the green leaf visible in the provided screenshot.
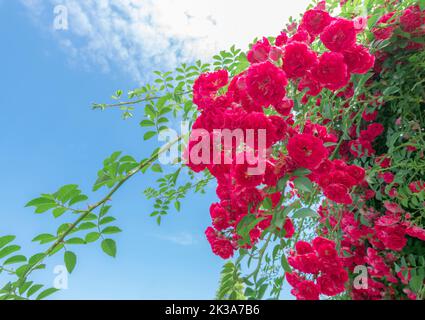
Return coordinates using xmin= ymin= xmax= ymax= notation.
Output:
xmin=26 ymin=284 xmax=43 ymax=298
xmin=262 ymin=197 xmax=273 ymax=210
xmin=174 ymin=201 xmax=181 ymax=212
xmin=281 ymin=255 xmax=292 ymax=273
xmin=52 ymin=207 xmax=67 ymax=218
xmin=0 ymin=245 xmax=21 ymax=259
xmin=25 ymin=197 xmax=55 ymax=208
xmin=85 ymin=232 xmax=101 ymax=243
xmin=36 ymin=288 xmax=59 ymax=300
xmin=3 ymin=255 xmax=27 ymax=265
xmin=55 ymin=184 xmax=79 ymax=203
xmin=292 ymin=208 xmax=316 ymax=219
xmin=144 ymin=131 xmax=156 ymax=141
xmin=65 ymin=238 xmax=86 ymax=245
xmin=69 ymin=194 xmax=88 ymax=206
xmin=151 ymin=164 xmax=163 ymax=173
xmin=64 ymin=251 xmax=77 ymax=273
xmin=79 ymin=222 xmax=97 ymax=230
xmin=18 ymin=281 xmax=33 ymax=296
xmin=101 ymin=226 xmax=122 ymax=234
xmin=409 ymin=275 xmax=423 ymax=292
xmin=29 ymin=253 xmax=45 ymax=265
xmin=101 ymin=239 xmax=117 ymax=258
xmin=100 ymin=216 xmax=116 ymax=225
xmin=383 ymin=86 xmax=399 ymax=96
xmin=292 ymin=168 xmax=311 ymax=177
xmin=99 ymin=205 xmax=112 ymax=217
xmin=140 ymin=119 xmax=155 ymax=127
xmin=34 ymin=203 xmax=57 ymax=214
xmin=294 ymin=177 xmax=313 ymax=193
xmin=32 ymin=234 xmax=56 ymax=244
xmin=0 ymin=235 xmax=15 ymax=249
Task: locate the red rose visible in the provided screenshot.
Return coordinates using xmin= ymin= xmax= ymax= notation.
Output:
xmin=298 ymin=72 xmax=323 ymax=96
xmin=246 ymin=61 xmax=288 ymax=107
xmin=283 ymin=218 xmax=295 ymax=238
xmin=343 ymin=44 xmax=375 ymax=74
xmin=324 ymin=183 xmax=353 ymax=205
xmin=317 ymin=273 xmax=346 ymax=296
xmin=312 ymin=52 xmax=349 ymax=90
xmin=205 ymin=227 xmax=235 ymax=259
xmin=320 ymin=18 xmax=356 ymax=52
xmin=232 ymin=162 xmax=265 ymax=188
xmin=300 ymin=9 xmax=333 ymax=36
xmin=283 ymin=41 xmax=318 ymax=78
xmin=274 ymin=97 xmax=294 ymax=116
xmin=406 ymin=225 xmax=425 ymax=241
xmin=275 ymin=31 xmax=288 ymax=46
xmin=372 ymin=13 xmax=395 ymax=40
xmin=193 ymin=70 xmax=229 ymax=110
xmin=247 ymin=37 xmax=271 ymax=64
xmin=292 ymin=280 xmax=320 ymax=300
xmin=210 ymin=203 xmax=230 ymax=231
xmin=400 ymin=6 xmax=424 ymax=33
xmin=287 ymin=133 xmax=328 ymax=170
xmin=408 ymin=181 xmax=425 ymax=193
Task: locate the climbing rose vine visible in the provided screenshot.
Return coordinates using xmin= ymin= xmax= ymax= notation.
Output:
xmin=186 ymin=0 xmax=425 ymax=300
xmin=1 ymin=0 xmax=424 ymax=301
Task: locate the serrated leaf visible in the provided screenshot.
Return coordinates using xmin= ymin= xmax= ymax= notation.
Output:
xmin=101 ymin=226 xmax=122 ymax=234
xmin=140 ymin=119 xmax=155 ymax=127
xmin=174 ymin=201 xmax=181 ymax=212
xmin=0 ymin=236 xmax=15 ymax=249
xmin=281 ymin=255 xmax=292 ymax=273
xmin=69 ymin=194 xmax=88 ymax=206
xmin=25 ymin=197 xmax=55 ymax=208
xmin=144 ymin=131 xmax=156 ymax=141
xmin=64 ymin=251 xmax=77 ymax=273
xmin=294 ymin=177 xmax=313 ymax=193
xmin=100 ymin=216 xmax=116 ymax=225
xmin=151 ymin=164 xmax=163 ymax=173
xmin=292 ymin=208 xmax=316 ymax=219
xmin=52 ymin=207 xmax=67 ymax=218
xmin=36 ymin=288 xmax=59 ymax=300
xmin=262 ymin=197 xmax=273 ymax=210
xmin=292 ymin=168 xmax=311 ymax=177
xmin=3 ymin=255 xmax=27 ymax=265
xmin=29 ymin=253 xmax=45 ymax=265
xmin=85 ymin=232 xmax=101 ymax=243
xmin=26 ymin=284 xmax=43 ymax=298
xmin=101 ymin=239 xmax=117 ymax=258
xmin=0 ymin=245 xmax=21 ymax=260
xmin=65 ymin=238 xmax=86 ymax=245
xmin=79 ymin=222 xmax=97 ymax=230
xmin=32 ymin=234 xmax=56 ymax=244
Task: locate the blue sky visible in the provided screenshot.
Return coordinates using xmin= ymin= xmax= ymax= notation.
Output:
xmin=0 ymin=0 xmax=308 ymax=299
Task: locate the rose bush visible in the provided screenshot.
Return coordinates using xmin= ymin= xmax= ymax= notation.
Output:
xmin=0 ymin=0 xmax=424 ymax=300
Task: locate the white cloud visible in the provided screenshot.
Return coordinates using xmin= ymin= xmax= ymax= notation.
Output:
xmin=154 ymin=232 xmax=197 ymax=246
xmin=21 ymin=0 xmax=311 ymax=82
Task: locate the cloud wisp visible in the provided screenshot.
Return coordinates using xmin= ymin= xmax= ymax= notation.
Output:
xmin=21 ymin=0 xmax=311 ymax=82
xmin=153 ymin=232 xmax=198 ymax=246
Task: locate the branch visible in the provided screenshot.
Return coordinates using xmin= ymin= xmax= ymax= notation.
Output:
xmin=92 ymin=91 xmax=191 ymax=110
xmin=12 ymin=135 xmax=183 ymax=292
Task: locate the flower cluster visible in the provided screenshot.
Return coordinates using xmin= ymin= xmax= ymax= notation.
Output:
xmin=185 ymin=5 xmax=374 ymax=261
xmin=286 ymin=237 xmax=348 ymax=300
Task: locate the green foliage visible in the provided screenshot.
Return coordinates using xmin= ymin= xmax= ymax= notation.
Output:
xmin=216 ymin=262 xmax=246 ymax=300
